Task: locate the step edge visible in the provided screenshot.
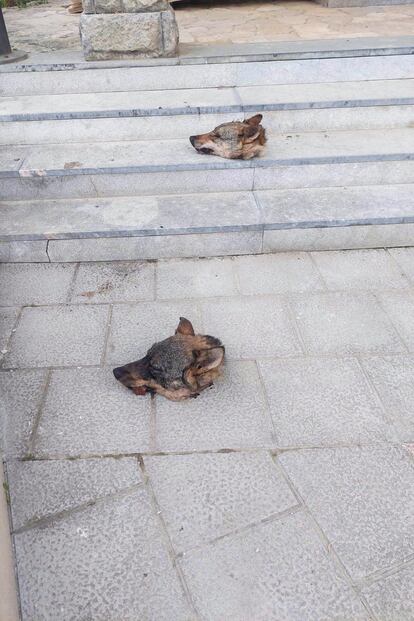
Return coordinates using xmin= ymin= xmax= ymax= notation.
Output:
xmin=3 ymin=215 xmax=414 ymax=242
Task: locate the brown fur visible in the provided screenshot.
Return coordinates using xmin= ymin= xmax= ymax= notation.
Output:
xmin=113 ymin=317 xmax=225 ymax=401
xmin=189 ymin=114 xmax=266 ymax=160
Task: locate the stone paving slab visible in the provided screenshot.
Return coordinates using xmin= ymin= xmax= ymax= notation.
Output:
xmin=389 ymin=247 xmax=414 ymax=284
xmin=0 ymin=263 xmax=76 ymax=307
xmin=71 ymin=261 xmax=155 ymax=304
xmin=0 ymin=369 xmax=47 ymax=459
xmin=290 ymin=291 xmax=406 ymax=355
xmin=34 ymin=368 xmax=151 ymax=457
xmin=156 ymin=257 xmax=237 ymax=300
xmin=155 ymin=360 xmax=274 ymax=451
xmin=14 ymin=488 xmax=192 ymax=621
xmin=144 ymin=452 xmax=296 ymax=552
xmin=376 ymin=290 xmax=414 ymax=352
xmin=180 ymin=510 xmax=369 ymax=621
xmin=201 ymin=297 xmax=302 ymax=359
xmin=3 ymin=305 xmax=109 ymax=368
xmin=361 ymin=355 xmax=414 ymax=440
xmin=258 ymin=356 xmax=396 ymax=446
xmin=8 ymin=457 xmax=142 ymax=531
xmin=233 ymin=252 xmax=324 ymax=295
xmin=280 ymin=445 xmax=414 ymax=580
xmin=312 ymin=248 xmax=410 ymax=291
xmin=361 ymin=562 xmax=414 ymax=621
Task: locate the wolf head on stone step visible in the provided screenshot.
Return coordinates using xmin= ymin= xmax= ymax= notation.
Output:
xmin=113 ymin=317 xmax=225 ymax=401
xmin=189 ymin=114 xmax=266 ymax=160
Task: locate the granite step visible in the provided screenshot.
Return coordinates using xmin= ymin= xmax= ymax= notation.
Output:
xmin=1 ymin=184 xmax=414 ymax=262
xmin=1 ymin=54 xmax=413 ymax=97
xmin=1 ymin=128 xmax=413 ymax=201
xmin=1 ymin=79 xmax=413 ymax=122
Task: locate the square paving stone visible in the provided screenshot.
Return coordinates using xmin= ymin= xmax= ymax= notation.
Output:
xmin=0 ymin=369 xmax=47 ymax=458
xmin=258 ymin=357 xmax=394 ymax=446
xmin=180 ymin=510 xmax=369 ymax=621
xmin=8 ymin=457 xmax=142 ymax=530
xmin=35 ymin=368 xmax=151 ymax=457
xmin=14 ymin=488 xmax=192 ymax=621
xmin=362 ymin=563 xmax=414 ymax=621
xmin=156 ymin=257 xmax=237 ymax=300
xmin=107 ymin=300 xmax=201 ymax=366
xmin=291 ymin=292 xmax=405 ymax=355
xmin=377 ymin=291 xmax=414 ymax=352
xmin=312 ymin=249 xmax=409 ymax=291
xmin=71 ymin=261 xmax=155 ymax=304
xmin=389 ymin=247 xmax=414 ymax=284
xmin=0 ymin=307 xmax=19 ymax=359
xmin=4 ymin=305 xmax=109 ymax=368
xmin=201 ymin=297 xmax=301 ymax=359
xmin=0 ymin=263 xmax=76 ymax=306
xmin=145 ymin=452 xmax=296 ymax=552
xmin=233 ymin=252 xmax=324 ymax=295
xmin=361 ymin=355 xmax=414 ymax=439
xmin=280 ymin=446 xmax=414 ymax=580
xmin=155 ymin=360 xmax=274 ymax=451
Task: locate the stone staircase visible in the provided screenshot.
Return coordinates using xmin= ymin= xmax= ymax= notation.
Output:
xmin=1 ymin=49 xmax=414 ymax=262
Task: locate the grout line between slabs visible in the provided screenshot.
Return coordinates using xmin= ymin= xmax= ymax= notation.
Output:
xmin=100 ymin=304 xmax=113 ymax=366
xmin=274 ymin=455 xmax=379 ymax=621
xmin=137 ymin=456 xmax=200 ymax=621
xmin=27 ymin=369 xmax=52 ymax=457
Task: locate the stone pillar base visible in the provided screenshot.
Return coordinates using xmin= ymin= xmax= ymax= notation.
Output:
xmin=80 ymin=0 xmax=178 ymax=60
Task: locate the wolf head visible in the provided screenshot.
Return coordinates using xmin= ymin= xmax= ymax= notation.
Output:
xmin=113 ymin=317 xmax=225 ymax=401
xmin=189 ymin=114 xmax=266 ymax=160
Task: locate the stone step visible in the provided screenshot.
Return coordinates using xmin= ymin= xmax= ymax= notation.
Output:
xmin=1 ymin=54 xmax=413 ymax=97
xmin=3 ymin=106 xmax=414 ymax=146
xmin=1 ymin=79 xmax=413 ymax=122
xmin=1 ymin=184 xmax=414 ymax=262
xmin=1 ymin=128 xmax=413 ymax=201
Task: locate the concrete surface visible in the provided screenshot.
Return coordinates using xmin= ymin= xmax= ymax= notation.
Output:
xmin=1 ymin=248 xmax=414 ymax=620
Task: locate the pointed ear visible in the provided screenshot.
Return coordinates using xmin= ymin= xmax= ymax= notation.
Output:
xmin=175 ymin=317 xmax=195 ymax=336
xmin=194 ymin=346 xmax=225 ymax=374
xmin=245 ymin=114 xmax=262 ymax=126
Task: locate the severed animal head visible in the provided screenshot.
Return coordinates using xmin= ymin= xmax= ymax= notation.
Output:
xmin=189 ymin=114 xmax=266 ymax=160
xmin=113 ymin=317 xmax=225 ymax=401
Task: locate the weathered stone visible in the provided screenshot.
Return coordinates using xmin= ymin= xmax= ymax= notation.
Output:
xmin=80 ymin=9 xmax=178 ymax=60
xmin=82 ymin=0 xmax=168 ymax=14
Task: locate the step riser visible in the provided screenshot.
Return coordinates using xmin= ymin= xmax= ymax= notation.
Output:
xmin=2 ymin=223 xmax=414 ymax=263
xmin=1 ymin=56 xmax=413 ymax=97
xmin=3 ymin=106 xmax=414 ymax=145
xmin=2 ymin=160 xmax=414 ymax=202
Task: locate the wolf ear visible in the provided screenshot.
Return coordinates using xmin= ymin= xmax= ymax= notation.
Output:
xmin=194 ymin=346 xmax=225 ymax=373
xmin=175 ymin=317 xmax=195 ymax=336
xmin=246 ymin=114 xmax=262 ymax=126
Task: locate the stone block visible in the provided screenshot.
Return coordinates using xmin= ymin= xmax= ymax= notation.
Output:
xmin=83 ymin=0 xmax=168 ymax=13
xmin=8 ymin=457 xmax=142 ymax=530
xmin=180 ymin=511 xmax=369 ymax=621
xmin=280 ymin=445 xmax=414 ymax=580
xmin=0 ymin=308 xmax=19 ymax=359
xmin=362 ymin=564 xmax=414 ymax=621
xmin=377 ymin=290 xmax=414 ymax=352
xmin=156 ymin=257 xmax=237 ymax=300
xmin=14 ymin=488 xmax=191 ymax=621
xmin=0 ymin=263 xmax=76 ymax=307
xmin=3 ymin=305 xmax=109 ymax=368
xmin=145 ymin=452 xmax=296 ymax=551
xmin=80 ymin=9 xmax=178 ymax=61
xmin=35 ymin=368 xmax=151 ymax=457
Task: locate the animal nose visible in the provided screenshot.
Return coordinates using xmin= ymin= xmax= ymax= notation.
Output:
xmin=113 ymin=367 xmax=124 ymax=380
xmin=189 ymin=136 xmax=196 ymax=147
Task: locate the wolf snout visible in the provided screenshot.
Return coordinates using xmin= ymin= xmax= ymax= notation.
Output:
xmin=189 ymin=135 xmax=196 ymax=147
xmin=113 ymin=366 xmax=124 ymax=380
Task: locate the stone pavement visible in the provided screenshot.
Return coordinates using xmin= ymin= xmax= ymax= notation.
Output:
xmin=1 ymin=248 xmax=414 ymax=620
xmin=3 ymin=0 xmax=414 ymax=52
